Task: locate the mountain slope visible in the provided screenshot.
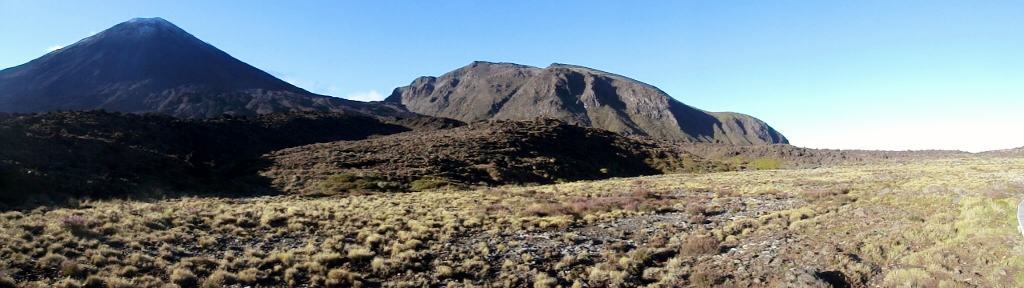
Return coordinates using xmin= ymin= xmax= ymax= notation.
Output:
xmin=0 ymin=18 xmax=365 ymax=118
xmin=262 ymin=119 xmax=715 ymax=195
xmin=386 ymin=61 xmax=788 ymax=145
xmin=981 ymin=146 xmax=1024 ymax=157
xmin=0 ymin=111 xmax=421 ymax=207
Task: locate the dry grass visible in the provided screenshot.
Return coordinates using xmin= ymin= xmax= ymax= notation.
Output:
xmin=0 ymin=156 xmax=1021 ymax=287
xmin=681 ymin=235 xmax=721 ymax=256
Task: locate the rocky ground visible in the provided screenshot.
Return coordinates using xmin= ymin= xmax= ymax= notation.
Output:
xmin=1 ymin=157 xmax=1021 ymax=287
xmin=675 ymin=142 xmax=971 ymax=169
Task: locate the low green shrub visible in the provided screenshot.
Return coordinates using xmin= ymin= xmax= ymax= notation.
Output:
xmin=749 ymin=158 xmax=783 ymax=170
xmin=318 ymin=173 xmax=393 ymax=194
xmin=409 ymin=177 xmax=455 ymax=192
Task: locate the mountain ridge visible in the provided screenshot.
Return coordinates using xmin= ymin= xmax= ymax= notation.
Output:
xmin=1 ymin=18 xmax=786 ymax=145
xmin=386 ymin=61 xmax=788 ymax=145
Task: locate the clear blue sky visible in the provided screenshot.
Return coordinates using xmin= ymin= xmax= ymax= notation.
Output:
xmin=2 ymin=1 xmax=1022 ymax=151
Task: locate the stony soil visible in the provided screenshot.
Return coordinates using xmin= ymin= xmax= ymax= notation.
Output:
xmin=1 ymin=157 xmax=1021 ymax=287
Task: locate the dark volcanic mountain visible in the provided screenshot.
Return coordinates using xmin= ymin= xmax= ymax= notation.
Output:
xmin=0 ymin=17 xmax=359 ymax=118
xmin=386 ymin=61 xmax=788 ymax=145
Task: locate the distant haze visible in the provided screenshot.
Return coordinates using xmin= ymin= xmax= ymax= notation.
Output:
xmin=2 ymin=1 xmax=1022 ymax=152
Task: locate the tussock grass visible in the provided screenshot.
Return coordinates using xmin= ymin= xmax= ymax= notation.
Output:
xmin=0 ymin=157 xmax=1021 ymax=286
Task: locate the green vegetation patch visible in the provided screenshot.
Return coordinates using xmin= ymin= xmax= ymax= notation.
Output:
xmin=749 ymin=158 xmax=784 ymax=170
xmin=408 ymin=177 xmax=458 ymax=192
xmin=318 ymin=173 xmax=400 ymax=194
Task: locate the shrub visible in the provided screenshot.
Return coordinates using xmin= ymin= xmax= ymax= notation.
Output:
xmin=749 ymin=158 xmax=783 ymax=170
xmin=0 ymin=272 xmax=15 ymax=288
xmin=787 ymin=208 xmax=816 ymax=222
xmin=533 ymin=272 xmax=558 ymax=288
xmin=681 ymin=235 xmax=720 ymax=256
xmin=684 ymin=203 xmax=707 ymax=215
xmin=434 ymin=265 xmax=454 ymax=279
xmin=326 ymin=269 xmax=360 ymax=287
xmin=318 ymin=173 xmax=387 ymax=194
xmin=801 ymin=187 xmax=850 ymax=200
xmin=347 ymin=246 xmax=375 ymax=262
xmin=630 ymin=187 xmax=659 ymax=199
xmin=525 ymin=202 xmax=568 ymax=217
xmin=170 ymin=268 xmax=199 ymax=287
xmin=59 ymin=260 xmax=87 ymax=278
xmin=260 ymin=213 xmax=288 ymax=228
xmin=70 ymin=276 xmax=128 ymax=288
xmin=370 ymin=257 xmax=389 ymax=274
xmin=53 ymin=278 xmax=82 ymax=288
xmin=60 ymin=215 xmax=92 ymax=236
xmin=314 ymin=252 xmax=345 ymax=268
xmin=690 ymin=271 xmax=718 ymax=287
xmin=38 ymin=252 xmax=67 ymax=266
xmin=83 ymin=275 xmax=106 ymax=288
xmin=103 ymin=277 xmax=134 ymax=288
xmin=409 ymin=177 xmax=455 ymax=191
xmin=688 ymin=213 xmax=707 ymax=224
xmin=203 ymin=270 xmax=236 ymax=287
xmin=236 ymin=268 xmax=262 ymax=285
xmin=284 ymin=267 xmax=304 ymax=287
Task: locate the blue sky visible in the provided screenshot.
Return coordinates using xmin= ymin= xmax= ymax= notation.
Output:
xmin=2 ymin=1 xmax=1022 ymax=151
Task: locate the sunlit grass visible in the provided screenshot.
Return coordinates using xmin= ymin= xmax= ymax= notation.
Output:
xmin=0 ymin=157 xmax=1021 ymax=286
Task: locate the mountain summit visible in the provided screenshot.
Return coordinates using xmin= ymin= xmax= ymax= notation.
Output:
xmin=0 ymin=17 xmax=347 ymax=118
xmin=386 ymin=61 xmax=788 ymax=144
xmin=0 ymin=18 xmax=786 ymax=145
